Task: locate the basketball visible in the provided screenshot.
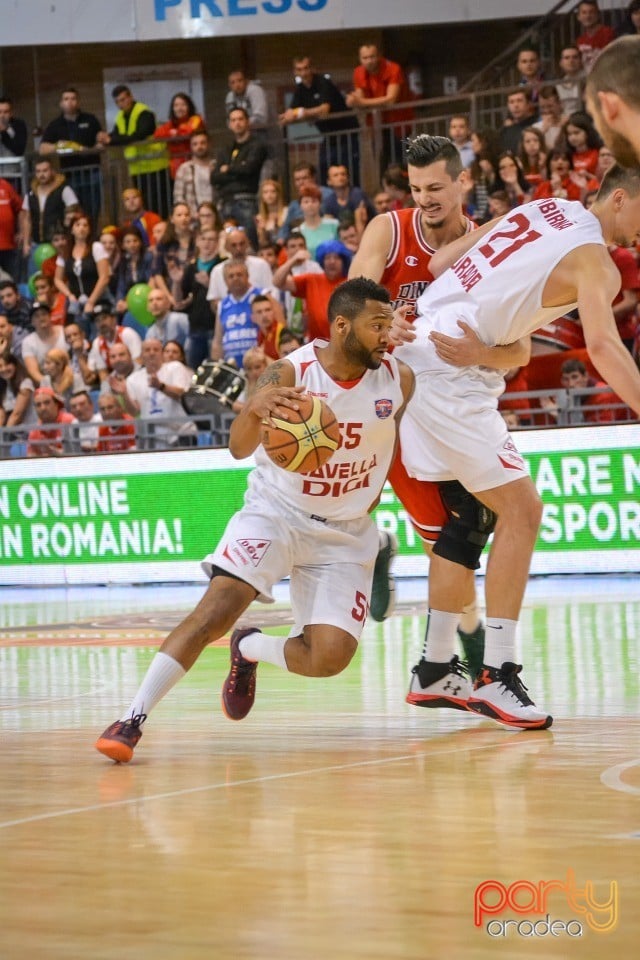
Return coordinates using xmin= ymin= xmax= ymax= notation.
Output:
xmin=260 ymin=395 xmax=341 ymax=474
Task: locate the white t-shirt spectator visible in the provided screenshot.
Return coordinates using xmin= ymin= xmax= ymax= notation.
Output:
xmin=88 ymin=327 xmax=143 ymax=373
xmin=125 ymin=360 xmax=195 ymax=444
xmin=21 ymin=327 xmax=67 ymax=373
xmin=207 ymin=256 xmax=274 ymax=302
xmin=1 ymin=375 xmax=37 ymax=425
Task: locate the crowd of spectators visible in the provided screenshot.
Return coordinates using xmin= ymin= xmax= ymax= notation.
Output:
xmin=1 ymin=3 xmax=639 ymax=457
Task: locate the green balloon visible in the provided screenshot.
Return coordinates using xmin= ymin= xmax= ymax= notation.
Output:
xmin=28 ymin=272 xmax=42 ymax=297
xmin=126 ymin=283 xmax=154 ymax=327
xmin=33 ymin=243 xmax=56 ymax=269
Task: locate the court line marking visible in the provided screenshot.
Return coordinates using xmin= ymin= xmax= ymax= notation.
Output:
xmin=0 ymin=739 xmax=512 ymax=830
xmin=600 ymin=758 xmax=640 ymax=796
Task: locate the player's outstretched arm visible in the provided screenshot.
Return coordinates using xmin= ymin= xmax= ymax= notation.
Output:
xmin=348 ymin=212 xmax=393 ymax=282
xmin=429 ymin=321 xmax=531 ymax=369
xmin=576 ymin=250 xmax=640 ymax=416
xmin=228 ymin=360 xmax=304 ymax=460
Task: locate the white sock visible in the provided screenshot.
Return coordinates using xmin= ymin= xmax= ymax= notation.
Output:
xmin=459 ymin=600 xmax=481 ymax=634
xmin=239 ymin=631 xmax=289 ymax=670
xmin=422 ymin=609 xmax=459 ymax=663
xmin=121 ymin=651 xmax=186 ymax=721
xmin=483 ymin=618 xmax=517 ymax=668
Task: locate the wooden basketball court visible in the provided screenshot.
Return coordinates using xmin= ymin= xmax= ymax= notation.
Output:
xmin=1 ymin=577 xmax=638 ymax=959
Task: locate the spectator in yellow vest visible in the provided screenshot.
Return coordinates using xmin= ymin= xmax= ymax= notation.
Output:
xmin=97 ymin=85 xmax=170 ymax=218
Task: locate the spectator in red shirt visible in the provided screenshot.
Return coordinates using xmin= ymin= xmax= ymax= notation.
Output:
xmin=272 ymin=239 xmax=351 ymax=341
xmin=97 ymin=392 xmax=137 ymax=452
xmin=153 ymin=93 xmax=205 ymax=180
xmin=576 ymin=0 xmax=616 ymax=72
xmin=561 ymin=111 xmax=602 ymax=175
xmin=251 ymin=294 xmax=286 ymax=361
xmin=542 ymin=357 xmax=624 ymax=424
xmin=27 ymin=385 xmax=75 ymax=456
xmin=0 ymin=177 xmax=21 ymax=278
xmin=533 ymin=149 xmax=587 ymax=202
xmin=33 ymin=273 xmax=67 ymax=326
xmin=346 ymin=43 xmax=414 ymax=167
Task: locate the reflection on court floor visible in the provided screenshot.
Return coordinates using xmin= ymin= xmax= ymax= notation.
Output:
xmin=1 ymin=576 xmax=639 ymax=960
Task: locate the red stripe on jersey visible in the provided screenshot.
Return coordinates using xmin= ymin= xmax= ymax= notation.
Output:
xmin=385 ymin=210 xmax=401 ymax=268
xmin=299 ymin=359 xmax=318 ymax=378
xmin=413 ymin=207 xmax=436 ymax=256
xmin=334 ymin=376 xmax=364 ymax=390
xmin=381 ymin=358 xmax=395 ymax=377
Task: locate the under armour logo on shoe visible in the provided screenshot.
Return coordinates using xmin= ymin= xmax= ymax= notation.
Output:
xmin=444 ymin=680 xmax=462 ymax=696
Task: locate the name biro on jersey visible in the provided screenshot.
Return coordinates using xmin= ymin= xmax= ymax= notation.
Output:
xmin=301 ymin=453 xmax=378 ymax=497
xmin=537 ymin=199 xmax=574 ymax=231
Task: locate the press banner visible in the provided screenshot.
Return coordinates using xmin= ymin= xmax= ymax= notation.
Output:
xmin=2 ymin=1 xmax=554 ymax=46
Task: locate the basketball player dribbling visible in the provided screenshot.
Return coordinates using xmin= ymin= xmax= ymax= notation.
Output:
xmin=393 ymin=163 xmax=640 ymax=728
xmin=95 ymin=279 xmax=414 ymax=763
xmin=350 ymin=135 xmax=530 ymax=680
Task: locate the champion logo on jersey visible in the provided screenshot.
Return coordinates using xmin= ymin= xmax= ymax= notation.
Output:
xmin=375 ymin=398 xmax=393 ymax=419
xmin=405 ymin=255 xmax=419 ymax=267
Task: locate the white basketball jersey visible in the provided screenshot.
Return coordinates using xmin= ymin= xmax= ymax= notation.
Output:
xmin=251 ymin=340 xmax=404 ymax=521
xmin=399 ymin=199 xmax=606 ymax=379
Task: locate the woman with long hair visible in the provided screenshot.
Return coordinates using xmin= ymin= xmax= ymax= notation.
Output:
xmin=115 ymin=226 xmax=154 ymax=315
xmin=495 ymin=151 xmax=532 ymax=207
xmin=0 ymin=349 xmax=37 ymax=427
xmin=154 ymin=92 xmax=205 ymax=178
xmin=532 ymin=149 xmax=585 ymax=202
xmin=41 ymin=347 xmax=77 ymax=405
xmin=518 ymin=127 xmax=548 ymax=190
xmin=561 ymin=112 xmax=602 ymax=176
xmin=255 ymin=180 xmax=288 ymax=248
xmin=466 ymin=150 xmax=498 ymax=224
xmin=196 ymin=201 xmax=222 ymax=234
xmin=54 ymin=214 xmax=111 ymax=334
xmin=151 ymin=202 xmax=196 ymax=306
xmin=99 ymin=226 xmax=122 ymax=301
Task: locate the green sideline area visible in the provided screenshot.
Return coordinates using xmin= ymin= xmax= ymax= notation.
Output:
xmin=0 ymin=423 xmax=639 ymax=583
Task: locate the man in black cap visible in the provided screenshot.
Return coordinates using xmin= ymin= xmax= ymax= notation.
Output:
xmin=87 ymin=299 xmax=142 ymax=384
xmin=21 ymin=301 xmax=67 ymax=386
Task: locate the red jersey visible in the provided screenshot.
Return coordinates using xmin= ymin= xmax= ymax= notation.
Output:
xmin=27 ymin=411 xmax=75 ymax=456
xmin=257 ymin=320 xmax=286 ymax=361
xmin=380 ymin=207 xmax=475 ymax=321
xmin=291 ymin=272 xmax=342 ymax=340
xmin=610 ymin=245 xmax=640 ymax=342
xmin=353 ymin=58 xmax=414 ymax=129
xmin=97 ymin=415 xmax=136 ymax=452
xmin=577 ymin=25 xmax=616 ymax=71
xmin=572 ymin=148 xmax=599 ymax=176
xmin=0 ymin=178 xmax=21 ymax=250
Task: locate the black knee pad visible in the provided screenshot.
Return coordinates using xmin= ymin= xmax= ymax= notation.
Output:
xmin=432 ymin=480 xmax=497 ymax=570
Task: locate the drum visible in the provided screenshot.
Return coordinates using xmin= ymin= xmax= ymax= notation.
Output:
xmin=181 ymin=360 xmax=246 ymax=417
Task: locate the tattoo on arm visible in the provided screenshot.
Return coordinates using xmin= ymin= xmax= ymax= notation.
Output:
xmin=256 ymin=361 xmax=286 ymax=390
